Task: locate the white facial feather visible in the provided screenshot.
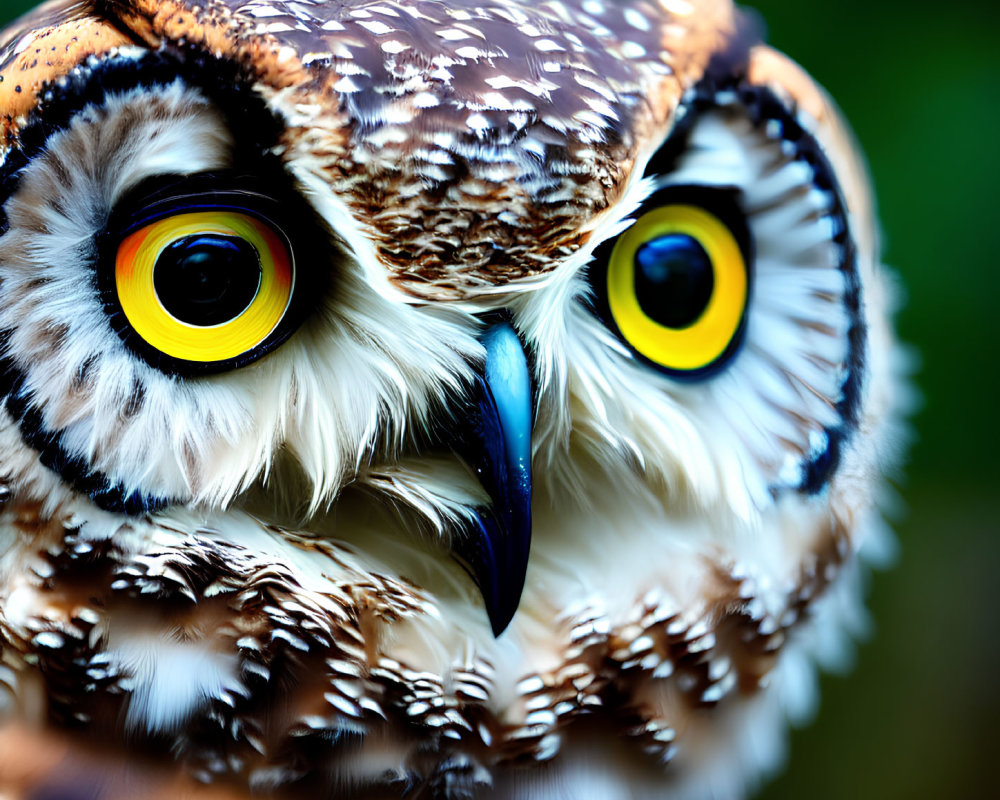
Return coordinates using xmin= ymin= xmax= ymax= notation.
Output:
xmin=0 ymin=79 xmax=484 ymax=515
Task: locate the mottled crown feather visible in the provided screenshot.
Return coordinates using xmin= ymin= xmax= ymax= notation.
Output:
xmin=2 ymin=0 xmax=739 ymax=297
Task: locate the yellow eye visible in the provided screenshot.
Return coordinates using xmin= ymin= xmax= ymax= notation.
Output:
xmin=115 ymin=210 xmax=294 ymax=365
xmin=605 ymin=203 xmax=749 ymax=374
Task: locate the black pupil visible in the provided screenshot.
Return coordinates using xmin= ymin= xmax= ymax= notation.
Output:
xmin=153 ymin=234 xmax=262 ymax=327
xmin=633 ymin=233 xmax=714 ymax=329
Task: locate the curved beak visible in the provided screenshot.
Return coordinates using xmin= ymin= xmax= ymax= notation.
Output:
xmin=450 ymin=321 xmax=533 ymax=637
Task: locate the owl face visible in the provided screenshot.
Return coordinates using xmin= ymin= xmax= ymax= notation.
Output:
xmin=0 ymin=1 xmax=903 ymax=798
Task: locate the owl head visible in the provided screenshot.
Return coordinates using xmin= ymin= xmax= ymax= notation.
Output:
xmin=0 ymin=1 xmax=905 ymax=797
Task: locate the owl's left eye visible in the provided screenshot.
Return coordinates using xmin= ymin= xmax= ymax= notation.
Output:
xmin=591 ymin=188 xmax=752 ymax=378
xmin=100 ymin=179 xmax=313 ymax=374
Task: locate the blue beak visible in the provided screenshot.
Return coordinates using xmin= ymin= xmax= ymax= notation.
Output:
xmin=450 ymin=321 xmax=533 ymax=637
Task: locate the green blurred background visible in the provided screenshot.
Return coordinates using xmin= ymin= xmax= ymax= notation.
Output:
xmin=0 ymin=0 xmax=996 ymax=797
xmin=749 ymin=2 xmax=999 ymax=798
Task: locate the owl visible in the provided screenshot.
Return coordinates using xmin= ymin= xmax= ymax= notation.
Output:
xmin=0 ymin=0 xmax=905 ymax=798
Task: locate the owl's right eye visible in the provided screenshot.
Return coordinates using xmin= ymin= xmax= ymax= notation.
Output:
xmin=115 ymin=209 xmax=293 ymax=364
xmin=100 ymin=178 xmax=316 ymax=375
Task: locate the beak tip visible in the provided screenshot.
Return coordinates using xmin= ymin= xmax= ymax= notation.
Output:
xmin=483 ymin=569 xmax=526 ymax=638
xmin=461 ymin=510 xmax=529 ymax=639
xmin=488 ymin=607 xmax=517 ymax=637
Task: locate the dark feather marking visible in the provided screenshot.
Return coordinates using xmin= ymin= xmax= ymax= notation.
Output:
xmin=73 ymin=355 xmax=97 ymax=391
xmin=0 ymin=333 xmax=168 ymax=514
xmin=121 ymin=376 xmax=145 ymax=419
